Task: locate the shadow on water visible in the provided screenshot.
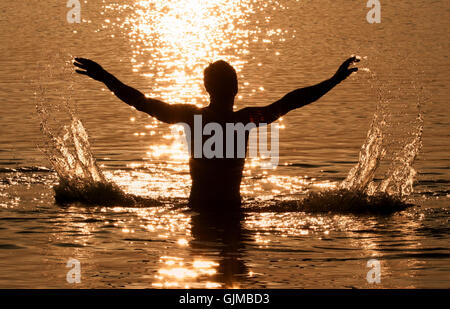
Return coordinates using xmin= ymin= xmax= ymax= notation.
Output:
xmin=189 ymin=210 xmax=250 ymax=288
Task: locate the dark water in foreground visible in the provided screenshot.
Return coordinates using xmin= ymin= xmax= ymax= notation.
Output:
xmin=0 ymin=0 xmax=448 ymax=288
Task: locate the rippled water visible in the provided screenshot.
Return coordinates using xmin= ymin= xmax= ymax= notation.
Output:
xmin=0 ymin=0 xmax=448 ymax=288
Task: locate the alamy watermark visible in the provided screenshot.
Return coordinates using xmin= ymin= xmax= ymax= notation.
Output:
xmin=67 ymin=0 xmax=81 ymax=24
xmin=171 ymin=115 xmax=279 ymax=169
xmin=366 ymin=259 xmax=381 ymax=284
xmin=366 ymin=0 xmax=381 ymax=24
xmin=66 ymin=258 xmax=81 ymax=284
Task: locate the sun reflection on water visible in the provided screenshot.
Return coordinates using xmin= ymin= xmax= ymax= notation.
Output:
xmin=153 ymin=256 xmax=222 ymax=288
xmin=104 ymin=0 xmax=264 ymax=105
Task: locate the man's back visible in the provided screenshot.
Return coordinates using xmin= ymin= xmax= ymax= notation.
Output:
xmin=184 ymin=106 xmax=254 ymax=210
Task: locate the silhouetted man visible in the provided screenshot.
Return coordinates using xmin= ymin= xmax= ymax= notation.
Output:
xmin=74 ymin=56 xmax=359 ymax=210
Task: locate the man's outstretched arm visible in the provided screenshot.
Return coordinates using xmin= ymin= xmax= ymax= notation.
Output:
xmin=238 ymin=57 xmax=360 ymax=124
xmin=73 ymin=58 xmax=197 ymax=123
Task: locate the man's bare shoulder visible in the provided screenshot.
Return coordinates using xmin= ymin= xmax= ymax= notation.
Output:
xmin=232 ymin=106 xmax=264 ymax=123
xmin=233 ymin=106 xmax=253 ymax=117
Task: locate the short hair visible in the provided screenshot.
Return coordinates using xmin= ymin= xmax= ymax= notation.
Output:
xmin=204 ymin=60 xmax=238 ymax=98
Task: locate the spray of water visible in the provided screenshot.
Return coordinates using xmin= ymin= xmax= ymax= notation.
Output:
xmin=285 ymin=62 xmax=425 ymax=214
xmin=340 ymin=103 xmax=387 ymax=192
xmin=342 ymin=71 xmax=424 ymax=199
xmin=35 ymin=56 xmax=160 ymax=207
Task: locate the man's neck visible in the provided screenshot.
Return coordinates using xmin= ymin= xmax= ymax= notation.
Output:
xmin=209 ymin=97 xmax=234 ymax=113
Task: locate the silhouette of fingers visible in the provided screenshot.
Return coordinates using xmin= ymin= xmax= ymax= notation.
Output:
xmin=343 ymin=56 xmax=360 ymax=68
xmin=75 ymin=70 xmax=88 ymax=76
xmin=73 ymin=62 xmax=87 ymax=69
xmin=74 ymin=57 xmax=91 ymax=64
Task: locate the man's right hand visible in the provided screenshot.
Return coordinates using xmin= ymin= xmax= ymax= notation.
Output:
xmin=74 ymin=58 xmax=107 ymax=82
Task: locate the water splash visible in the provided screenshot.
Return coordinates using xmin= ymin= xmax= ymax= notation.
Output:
xmin=372 ymin=109 xmax=423 ymax=197
xmin=340 ymin=102 xmax=387 ymax=192
xmin=341 ymin=67 xmax=424 ymax=199
xmin=35 ymin=56 xmax=160 ymax=207
xmin=246 ymin=190 xmax=411 ymax=215
xmin=290 ymin=62 xmax=425 ymax=214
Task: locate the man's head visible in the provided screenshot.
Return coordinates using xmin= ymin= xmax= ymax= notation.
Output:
xmin=204 ymin=60 xmax=238 ymax=108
